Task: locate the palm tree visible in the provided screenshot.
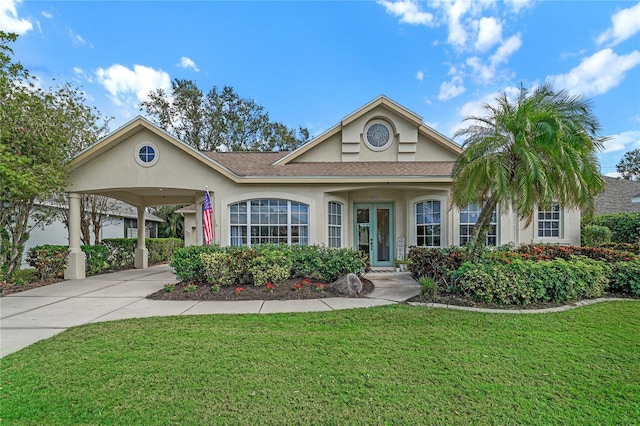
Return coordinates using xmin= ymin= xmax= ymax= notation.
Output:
xmin=452 ymin=84 xmax=606 ymax=260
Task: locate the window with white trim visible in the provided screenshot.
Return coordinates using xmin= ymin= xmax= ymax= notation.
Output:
xmin=229 ymin=199 xmax=309 ymax=246
xmin=328 ymin=201 xmax=342 ymax=248
xmin=538 ymin=203 xmax=561 ymax=238
xmin=416 ymin=201 xmax=441 ymax=247
xmin=460 ymin=204 xmax=498 ymax=246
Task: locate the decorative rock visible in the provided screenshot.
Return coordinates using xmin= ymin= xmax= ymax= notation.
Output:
xmin=332 ymin=273 xmax=363 ymax=296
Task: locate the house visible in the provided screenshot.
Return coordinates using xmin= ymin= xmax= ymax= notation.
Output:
xmin=594 ymin=176 xmax=640 ymax=214
xmin=23 ymin=199 xmax=163 ymax=266
xmin=63 ymin=96 xmax=581 ymax=279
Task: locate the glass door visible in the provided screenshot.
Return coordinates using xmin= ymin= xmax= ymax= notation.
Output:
xmin=354 ymin=203 xmax=394 ymax=267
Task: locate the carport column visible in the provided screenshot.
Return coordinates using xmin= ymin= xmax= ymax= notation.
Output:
xmin=134 ymin=206 xmax=148 ymax=269
xmin=64 ymin=193 xmax=86 ymax=280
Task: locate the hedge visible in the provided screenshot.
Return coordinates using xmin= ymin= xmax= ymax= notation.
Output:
xmin=26 ymin=238 xmax=183 ymax=279
xmin=450 ymin=257 xmax=610 ymax=305
xmin=591 ymin=212 xmax=640 ymax=244
xmin=172 ymin=244 xmax=367 ymax=285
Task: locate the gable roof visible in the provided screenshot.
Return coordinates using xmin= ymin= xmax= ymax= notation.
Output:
xmin=69 ymin=97 xmax=458 ymax=185
xmin=595 ymin=176 xmax=640 ymax=215
xmin=69 ymin=116 xmax=237 ymax=181
xmin=205 ymin=152 xmax=454 ymax=181
xmin=274 ymin=95 xmax=462 ymax=166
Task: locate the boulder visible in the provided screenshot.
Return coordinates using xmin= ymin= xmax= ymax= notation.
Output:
xmin=332 ymin=273 xmax=363 ymax=296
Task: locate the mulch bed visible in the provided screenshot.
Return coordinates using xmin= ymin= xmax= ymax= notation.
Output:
xmin=147 ymin=277 xmax=374 ymax=301
xmin=0 ymin=278 xmax=64 ymax=296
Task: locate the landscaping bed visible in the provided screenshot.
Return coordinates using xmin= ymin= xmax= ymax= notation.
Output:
xmin=147 ymin=277 xmax=374 ymax=301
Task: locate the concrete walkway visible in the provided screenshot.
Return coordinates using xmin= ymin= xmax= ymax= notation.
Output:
xmin=0 ymin=265 xmax=420 ymax=358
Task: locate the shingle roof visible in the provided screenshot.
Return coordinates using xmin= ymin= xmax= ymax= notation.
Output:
xmin=595 ymin=176 xmax=640 ymax=215
xmin=205 ymin=152 xmax=454 ymax=178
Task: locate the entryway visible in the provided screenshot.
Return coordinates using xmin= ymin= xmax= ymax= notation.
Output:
xmin=354 ymin=203 xmax=394 ymax=267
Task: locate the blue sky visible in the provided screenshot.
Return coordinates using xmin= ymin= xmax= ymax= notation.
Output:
xmin=2 ymin=0 xmax=639 ymax=176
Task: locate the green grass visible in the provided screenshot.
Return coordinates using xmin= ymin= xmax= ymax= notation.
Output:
xmin=1 ymin=302 xmax=639 ymax=425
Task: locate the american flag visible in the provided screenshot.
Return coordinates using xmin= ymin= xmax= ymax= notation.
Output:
xmin=203 ymin=190 xmax=214 ymax=245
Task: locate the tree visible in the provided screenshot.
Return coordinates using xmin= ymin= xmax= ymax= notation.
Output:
xmin=451 ymin=84 xmax=606 ymax=260
xmin=154 ymin=205 xmax=185 ymax=239
xmin=141 ymin=79 xmax=309 ymax=152
xmin=51 ymin=193 xmax=118 ymax=245
xmin=616 ymin=148 xmax=640 ymax=180
xmin=0 ymin=31 xmax=109 ymax=280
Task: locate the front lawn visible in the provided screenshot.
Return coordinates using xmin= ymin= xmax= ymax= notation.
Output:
xmin=1 ymin=303 xmax=639 ymax=425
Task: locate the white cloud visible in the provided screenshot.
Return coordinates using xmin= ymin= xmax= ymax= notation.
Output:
xmin=95 ymin=64 xmax=171 ymax=109
xmin=504 ymin=0 xmax=535 ymax=14
xmin=547 ymin=48 xmax=640 ymax=97
xmin=602 ymin=130 xmax=640 ymax=154
xmin=377 ymin=0 xmax=434 ymax=25
xmin=597 ymin=2 xmax=640 ymax=47
xmin=0 ymin=0 xmax=32 ymax=34
xmin=475 ymin=17 xmax=502 ymax=52
xmin=68 ymin=29 xmax=88 ymax=46
xmin=438 ymin=75 xmax=465 ymax=101
xmin=605 ymin=172 xmax=623 ymax=178
xmin=490 ymin=33 xmax=521 ymax=66
xmin=416 ymin=70 xmax=424 ymax=81
xmin=41 ymin=11 xmax=52 ymax=19
xmin=443 ymin=0 xmax=471 ymax=47
xmin=178 ymin=56 xmax=199 ymax=72
xmin=466 ymin=33 xmax=522 ymax=83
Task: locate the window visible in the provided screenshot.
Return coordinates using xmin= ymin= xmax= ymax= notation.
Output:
xmin=364 ymin=120 xmax=392 ymax=151
xmin=538 ymin=203 xmax=561 ymax=238
xmin=328 ymin=201 xmax=343 ymax=248
xmin=139 ymin=145 xmax=155 ymax=163
xmin=229 ymin=199 xmax=309 ymax=246
xmin=416 ymin=201 xmax=441 ymax=247
xmin=460 ymin=204 xmax=498 ymax=246
xmin=135 ymin=142 xmax=159 ymax=167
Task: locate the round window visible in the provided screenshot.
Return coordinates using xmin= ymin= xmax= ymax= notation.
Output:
xmin=364 ymin=120 xmax=392 ymax=151
xmin=135 ymin=143 xmax=159 ymax=167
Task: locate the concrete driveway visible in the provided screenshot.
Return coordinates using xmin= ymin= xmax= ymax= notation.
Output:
xmin=1 ymin=266 xmax=419 ymax=358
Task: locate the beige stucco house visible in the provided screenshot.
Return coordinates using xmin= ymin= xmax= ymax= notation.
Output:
xmin=64 ymin=96 xmax=580 ymax=279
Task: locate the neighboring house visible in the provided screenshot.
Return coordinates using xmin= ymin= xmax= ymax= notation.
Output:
xmin=63 ymin=96 xmax=582 ymax=278
xmin=594 ymin=176 xmax=640 ymax=215
xmin=24 ymin=199 xmax=162 ymax=266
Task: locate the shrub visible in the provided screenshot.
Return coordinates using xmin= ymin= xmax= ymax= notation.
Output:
xmin=82 ymin=245 xmax=110 ymax=276
xmin=451 ymin=260 xmax=535 ymax=305
xmin=418 ymin=276 xmax=438 ymax=298
xmin=601 ymin=242 xmax=640 ymax=255
xmin=200 ymin=246 xmax=284 ymax=286
xmin=26 ymin=245 xmax=68 ymax=279
xmin=514 ymin=244 xmax=637 ymax=263
xmin=407 ymin=246 xmax=466 ymax=285
xmin=289 ymin=245 xmax=367 ymax=283
xmin=451 ymin=257 xmax=609 ymax=305
xmin=591 ymin=212 xmax=640 ymax=244
xmin=179 ymin=244 xmax=366 ymax=286
xmin=147 ymin=238 xmax=183 ymax=264
xmin=171 ymin=245 xmax=222 ymax=282
xmin=608 ymin=261 xmax=640 ymax=295
xmin=581 ymin=224 xmax=612 ymax=247
xmin=249 ymin=247 xmax=292 ymax=286
xmin=102 ymin=238 xmax=137 ymax=269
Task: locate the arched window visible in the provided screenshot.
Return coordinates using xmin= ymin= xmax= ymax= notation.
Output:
xmin=229 ymin=199 xmax=309 ymax=246
xmin=460 ymin=204 xmax=498 ymax=246
xmin=415 ymin=201 xmax=441 ymax=247
xmin=328 ymin=201 xmax=343 ymax=248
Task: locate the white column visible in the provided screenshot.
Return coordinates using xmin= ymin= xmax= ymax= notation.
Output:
xmin=195 ymin=195 xmax=204 ymax=246
xmin=64 ymin=193 xmax=86 ymax=279
xmin=134 ymin=206 xmax=148 ymax=269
